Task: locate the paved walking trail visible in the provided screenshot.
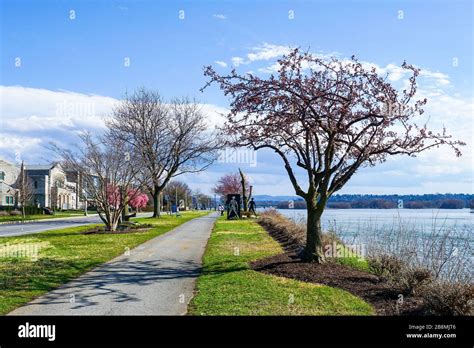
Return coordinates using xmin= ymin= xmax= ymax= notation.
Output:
xmin=9 ymin=212 xmax=218 ymax=315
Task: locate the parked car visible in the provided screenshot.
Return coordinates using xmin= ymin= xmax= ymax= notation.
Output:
xmin=43 ymin=207 xmax=55 ymax=215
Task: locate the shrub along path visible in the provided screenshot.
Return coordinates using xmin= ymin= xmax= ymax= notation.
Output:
xmin=3 ymin=211 xmax=214 ymax=315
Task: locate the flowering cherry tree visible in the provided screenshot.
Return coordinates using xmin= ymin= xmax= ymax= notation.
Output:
xmin=107 ymin=186 xmax=148 ymax=211
xmin=213 ymin=173 xmax=242 ymax=199
xmin=128 ymin=189 xmax=149 ymax=210
xmin=203 ymin=48 xmax=465 ymax=262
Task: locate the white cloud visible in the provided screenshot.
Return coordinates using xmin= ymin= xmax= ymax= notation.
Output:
xmin=214 ymin=60 xmax=228 ymax=68
xmin=230 ymin=43 xmax=293 ymax=68
xmin=231 ymin=57 xmax=245 ymax=67
xmin=0 ymin=86 xmax=228 ymax=133
xmin=375 ymin=63 xmax=451 ymax=87
xmin=198 ymin=103 xmax=228 ymax=128
xmin=0 ymin=133 xmax=41 ymax=154
xmin=0 ymin=85 xmax=229 ymax=166
xmin=255 ymin=46 xmax=337 ymax=74
xmin=246 ymin=43 xmax=293 ymax=62
xmin=258 ymin=62 xmax=281 ymax=73
xmin=420 ymin=70 xmax=450 ymax=86
xmin=408 ymin=91 xmax=473 ymax=180
xmin=249 ymin=46 xmax=453 ymax=90
xmin=213 ymin=14 xmax=227 ymax=20
xmin=1 ymin=86 xmax=117 ymax=132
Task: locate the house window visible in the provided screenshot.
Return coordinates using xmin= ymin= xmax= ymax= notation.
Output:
xmin=0 ymin=171 xmax=5 ymax=181
xmin=34 ymin=181 xmax=38 ymax=189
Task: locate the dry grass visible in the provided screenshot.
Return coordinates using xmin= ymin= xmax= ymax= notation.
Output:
xmin=258 ymin=209 xmax=345 ymax=254
xmin=421 ymin=281 xmax=474 ymax=315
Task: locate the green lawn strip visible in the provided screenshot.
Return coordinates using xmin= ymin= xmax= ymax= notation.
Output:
xmin=335 ymin=256 xmax=370 ymax=272
xmin=189 ymin=217 xmax=374 ymax=315
xmin=326 ymin=242 xmax=370 ymax=272
xmin=0 ymin=210 xmax=209 ymax=315
xmin=0 ymin=212 xmax=86 ymax=223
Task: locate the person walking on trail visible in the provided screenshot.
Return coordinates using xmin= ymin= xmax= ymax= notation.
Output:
xmin=249 ymin=198 xmax=257 ymax=216
xmin=218 ymin=204 xmax=224 ymax=216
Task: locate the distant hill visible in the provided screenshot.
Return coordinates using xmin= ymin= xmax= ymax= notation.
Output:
xmin=253 ymin=195 xmax=302 ymax=202
xmin=253 ymin=193 xmax=474 ymax=209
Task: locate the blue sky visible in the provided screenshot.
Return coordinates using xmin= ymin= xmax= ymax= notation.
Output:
xmin=1 ymin=0 xmax=472 ymax=196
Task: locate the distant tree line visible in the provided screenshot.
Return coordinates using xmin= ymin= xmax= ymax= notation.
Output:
xmin=272 ymin=194 xmax=474 ymax=209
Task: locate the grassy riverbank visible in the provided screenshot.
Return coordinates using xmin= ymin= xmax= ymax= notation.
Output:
xmin=0 ymin=211 xmax=209 ymax=315
xmin=189 ymin=217 xmax=374 ymax=315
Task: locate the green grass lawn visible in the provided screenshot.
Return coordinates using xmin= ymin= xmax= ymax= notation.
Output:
xmin=189 ymin=217 xmax=374 ymax=315
xmin=0 ymin=211 xmax=87 ymax=223
xmin=0 ymin=210 xmax=209 ymax=315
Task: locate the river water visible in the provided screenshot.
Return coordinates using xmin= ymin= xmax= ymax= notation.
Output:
xmin=259 ymin=208 xmax=473 ymax=281
xmin=268 ymin=208 xmax=473 ymax=236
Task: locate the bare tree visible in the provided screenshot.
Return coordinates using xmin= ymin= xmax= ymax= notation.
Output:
xmin=163 ymin=180 xmax=193 ymax=209
xmin=193 ymin=189 xmax=212 ymax=210
xmin=107 ymin=88 xmax=217 ymax=217
xmin=203 ymin=48 xmax=465 ymax=262
xmin=15 ymin=161 xmax=35 ymax=218
xmin=53 ymin=133 xmax=145 ymax=232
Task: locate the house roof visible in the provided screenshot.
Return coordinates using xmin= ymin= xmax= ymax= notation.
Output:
xmin=1 ymin=160 xmax=61 ymax=172
xmin=26 ymin=162 xmax=62 ymax=171
xmin=0 ymin=181 xmax=17 ymax=192
xmin=26 ymin=165 xmax=53 ymax=171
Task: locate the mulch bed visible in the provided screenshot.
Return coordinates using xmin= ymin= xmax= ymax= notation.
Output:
xmin=80 ymin=227 xmax=152 ymax=235
xmin=250 ymin=253 xmax=425 ymax=315
xmin=253 ymin=217 xmax=426 ymax=315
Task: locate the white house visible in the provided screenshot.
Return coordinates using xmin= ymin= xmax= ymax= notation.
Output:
xmin=0 ymin=159 xmax=83 ymax=210
xmin=26 ymin=163 xmax=81 ymax=210
xmin=0 ymin=159 xmax=19 ymax=207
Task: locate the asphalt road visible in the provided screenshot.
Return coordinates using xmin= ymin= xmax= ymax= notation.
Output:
xmin=0 ymin=213 xmax=152 ymax=237
xmin=8 ymin=212 xmax=218 ymax=315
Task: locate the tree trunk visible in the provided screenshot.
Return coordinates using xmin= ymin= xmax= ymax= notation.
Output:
xmin=97 ymin=211 xmax=108 ymax=225
xmin=108 ymin=211 xmax=121 ymax=232
xmin=122 ymin=188 xmax=129 ymax=222
xmin=301 ymin=203 xmax=325 ymax=263
xmin=152 ymin=184 xmax=161 ymax=218
xmin=109 ymin=219 xmax=118 ymax=232
xmin=239 ymin=168 xmax=248 ymax=212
